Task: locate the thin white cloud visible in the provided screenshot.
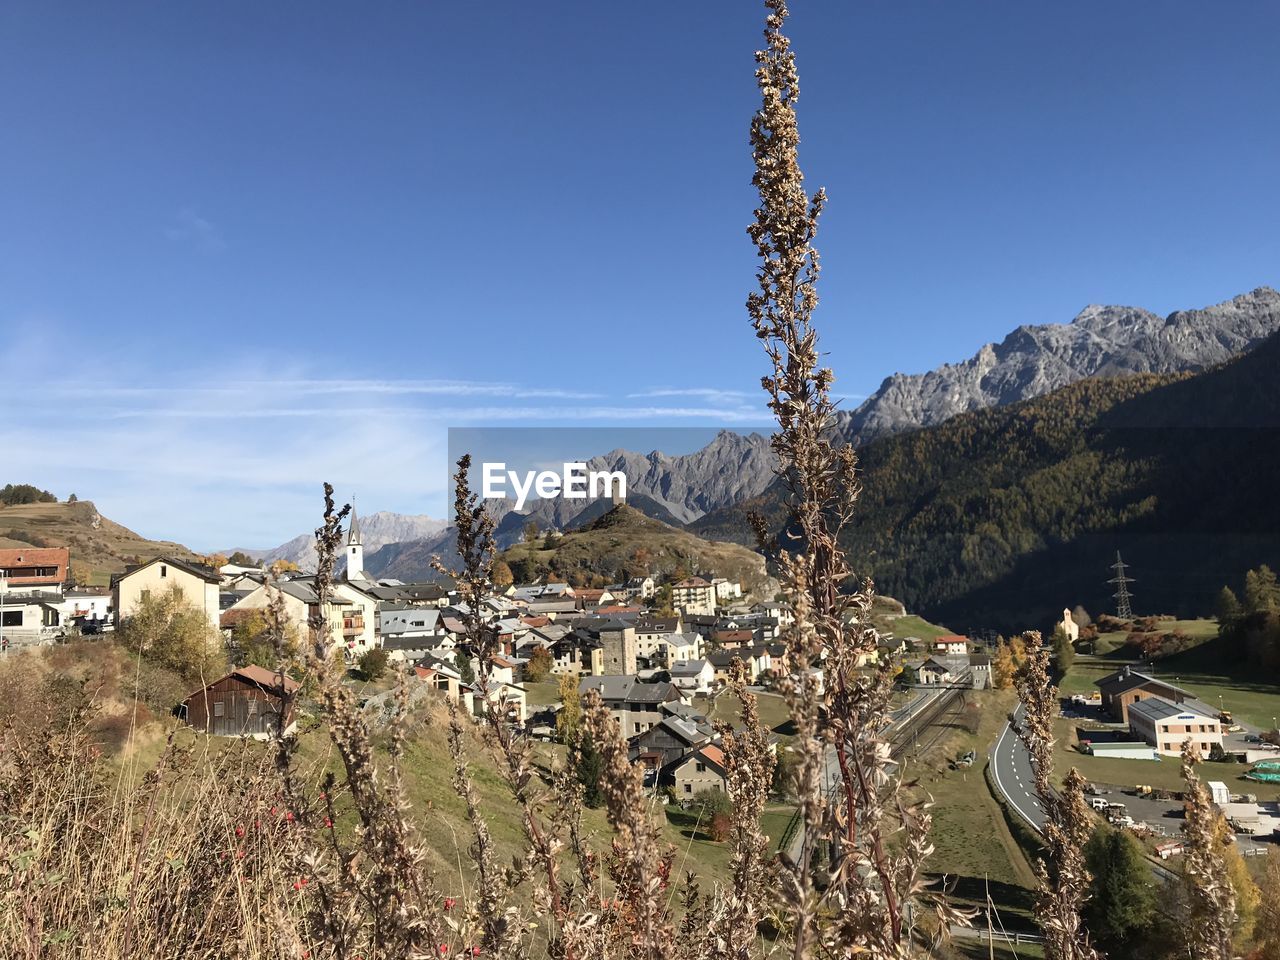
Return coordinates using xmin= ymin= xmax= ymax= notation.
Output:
xmin=628 ymin=387 xmax=754 ymax=401
xmin=163 ymin=207 xmax=225 ymax=251
xmin=1 ymin=340 xmax=769 ymax=548
xmin=44 ymin=379 xmax=602 ymax=401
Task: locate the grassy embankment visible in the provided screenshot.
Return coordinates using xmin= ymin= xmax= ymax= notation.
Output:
xmin=895 ymin=687 xmax=1041 ymax=927
xmin=1053 ymin=622 xmax=1280 ymax=799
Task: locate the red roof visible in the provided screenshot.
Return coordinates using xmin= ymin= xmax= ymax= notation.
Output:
xmin=699 ymin=745 xmax=726 ymax=768
xmin=0 ymin=547 xmax=69 ymax=585
xmin=673 ymin=577 xmax=712 ymax=588
xmin=520 ymin=615 xmax=551 ymax=628
xmin=232 ymin=665 xmax=301 ymax=694
xmin=935 ymin=635 xmax=968 ymax=645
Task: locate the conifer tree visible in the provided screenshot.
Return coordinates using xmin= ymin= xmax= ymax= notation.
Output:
xmin=1245 ymin=565 xmax=1280 ymax=614
xmin=1216 ymin=585 xmax=1243 ymax=626
xmin=1083 ymin=824 xmax=1155 ymax=951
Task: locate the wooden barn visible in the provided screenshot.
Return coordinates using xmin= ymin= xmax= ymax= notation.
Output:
xmin=183 ymin=665 xmax=300 ymax=738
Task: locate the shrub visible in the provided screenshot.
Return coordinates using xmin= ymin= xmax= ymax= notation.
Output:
xmin=356 ymin=647 xmax=390 ymax=682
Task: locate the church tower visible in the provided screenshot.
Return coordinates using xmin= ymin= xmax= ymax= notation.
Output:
xmin=346 ymin=500 xmax=364 ymax=581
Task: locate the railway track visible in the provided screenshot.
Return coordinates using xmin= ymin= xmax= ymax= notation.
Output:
xmin=777 ymin=679 xmax=972 ymax=856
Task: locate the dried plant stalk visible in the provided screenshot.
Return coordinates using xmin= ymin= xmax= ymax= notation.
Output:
xmin=1179 ymin=740 xmax=1237 ymax=960
xmin=747 ymin=1 xmax=944 ymax=956
xmin=1011 ymin=631 xmax=1102 ymax=960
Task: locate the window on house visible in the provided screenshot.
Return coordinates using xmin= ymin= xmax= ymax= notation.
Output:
xmin=696 ymin=762 xmax=706 ymax=773
xmin=1 ymin=611 xmax=21 ymax=627
xmin=160 ymin=565 xmax=167 ymax=578
xmin=683 ymin=783 xmax=691 ymax=794
xmin=213 ymin=702 xmax=225 ymax=717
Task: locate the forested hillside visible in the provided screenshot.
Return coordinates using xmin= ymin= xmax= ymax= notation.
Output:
xmin=694 ymin=332 xmax=1280 ymax=632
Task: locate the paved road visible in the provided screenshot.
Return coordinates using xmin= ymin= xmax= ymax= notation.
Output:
xmin=989 ymin=703 xmax=1047 ymax=831
xmin=989 ymin=705 xmax=1196 ymax=887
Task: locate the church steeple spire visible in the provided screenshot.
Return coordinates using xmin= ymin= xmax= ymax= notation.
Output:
xmin=347 ymin=498 xmax=363 ymax=547
xmin=345 ymin=497 xmax=365 ymax=581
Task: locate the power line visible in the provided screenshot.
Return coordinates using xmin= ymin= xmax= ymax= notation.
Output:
xmin=1108 ymin=550 xmax=1135 ymax=620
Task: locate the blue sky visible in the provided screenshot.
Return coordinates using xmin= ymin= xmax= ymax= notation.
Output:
xmin=3 ymin=1 xmax=1278 ymax=550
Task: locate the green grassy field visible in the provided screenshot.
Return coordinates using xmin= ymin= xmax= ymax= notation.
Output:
xmin=1062 ymin=632 xmax=1280 ymax=734
xmin=880 ymin=614 xmax=954 ymax=646
xmin=391 ymin=715 xmax=798 ymax=888
xmin=1153 ymin=637 xmax=1280 ymax=731
xmin=522 ymin=679 xmax=563 ymax=708
xmin=704 ymin=689 xmax=793 ymax=734
xmin=906 ymin=688 xmax=1039 ymax=906
xmin=1092 ymin=617 xmax=1219 ymax=656
xmin=1052 ymin=648 xmax=1280 ymax=798
xmin=1052 ymin=719 xmax=1279 ymax=800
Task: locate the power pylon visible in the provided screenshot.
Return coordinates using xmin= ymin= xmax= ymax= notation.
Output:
xmin=1108 ymin=551 xmax=1135 ymax=620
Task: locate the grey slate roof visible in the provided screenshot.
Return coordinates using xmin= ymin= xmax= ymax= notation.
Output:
xmin=1128 ymin=695 xmax=1217 ymax=724
xmin=579 ymin=676 xmax=679 ymax=705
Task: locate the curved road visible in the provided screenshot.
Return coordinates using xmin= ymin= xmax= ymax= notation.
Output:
xmin=989 ymin=703 xmax=1182 ymax=886
xmin=989 ymin=703 xmax=1047 ymax=831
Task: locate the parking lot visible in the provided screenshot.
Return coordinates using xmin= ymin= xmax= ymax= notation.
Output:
xmin=1083 ymin=782 xmax=1278 ymax=856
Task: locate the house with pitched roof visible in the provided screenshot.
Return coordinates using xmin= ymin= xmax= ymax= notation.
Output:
xmin=226 ymin=575 xmax=378 ymax=654
xmin=918 ymin=658 xmax=953 ymax=685
xmin=579 ymin=676 xmax=683 ymax=737
xmin=182 ymin=665 xmax=300 ymax=738
xmin=671 ymin=577 xmax=716 ymax=615
xmin=669 ymin=658 xmax=714 ymax=694
xmin=672 ymin=744 xmax=728 ymax=797
xmin=629 ymin=713 xmax=714 ymax=774
xmin=112 ymin=556 xmax=222 ymax=630
xmin=1096 ymin=666 xmax=1194 ymax=723
xmin=0 ymin=547 xmax=69 ymax=596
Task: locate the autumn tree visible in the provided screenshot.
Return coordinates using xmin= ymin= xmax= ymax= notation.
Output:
xmin=524 ymin=646 xmax=552 ymax=683
xmin=1218 ymin=817 xmax=1260 ymax=953
xmin=1256 ymin=853 xmax=1280 ymax=960
xmin=1244 ymin=565 xmax=1280 ymax=615
xmin=554 ymin=672 xmax=581 ymax=743
xmin=117 ymin=582 xmax=226 ymax=684
xmin=992 ymin=635 xmax=1027 ymax=689
xmin=67 ymin=562 xmax=92 ymax=588
xmin=491 ymin=559 xmax=514 ymax=589
xmin=227 ymin=550 xmax=259 ymax=567
xmin=1012 ymin=632 xmax=1101 ymax=960
xmin=271 ymin=558 xmax=301 ymax=576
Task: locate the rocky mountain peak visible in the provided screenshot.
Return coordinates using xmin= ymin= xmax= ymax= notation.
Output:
xmin=835 ymin=287 xmax=1280 ymax=447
